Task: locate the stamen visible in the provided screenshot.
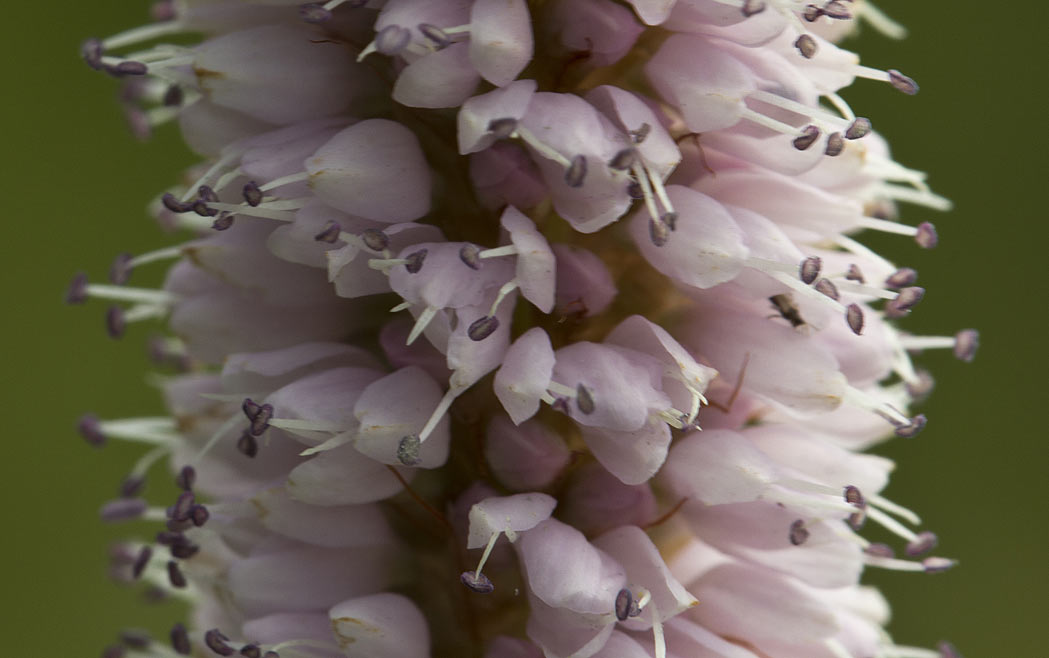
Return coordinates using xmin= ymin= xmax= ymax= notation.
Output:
xmin=792 ymin=125 xmax=821 ymax=151
xmin=313 ymin=221 xmax=341 ymax=243
xmin=888 ymin=69 xmax=920 ymax=95
xmin=814 ymin=278 xmax=840 ymax=300
xmin=459 ymin=243 xmax=482 ymax=269
xmin=211 ymin=212 xmax=235 ymax=231
xmin=467 ymin=315 xmax=500 ymax=341
xmin=845 ymin=264 xmax=865 ymax=283
xmin=800 ymin=256 xmax=822 ymax=284
xmin=575 ymin=384 xmax=595 ymax=414
xmin=205 ymin=629 xmax=236 ymax=656
xmin=170 ymin=623 xmax=191 ymax=655
xmin=915 ymin=222 xmax=938 ymax=248
xmin=360 ymin=229 xmax=390 ymax=252
xmin=167 ymin=560 xmax=188 ymax=588
xmin=419 ymin=24 xmax=453 ymax=49
xmin=845 ymin=117 xmax=872 ymax=140
xmin=886 ymin=267 xmax=918 ymax=288
xmin=789 ymin=519 xmax=810 ymax=545
xmin=741 ymin=0 xmax=766 ymax=16
xmin=905 ymin=531 xmax=939 ymax=557
xmin=794 ymin=34 xmax=817 ymax=59
xmin=884 ymin=286 xmax=925 ymax=318
xmin=462 ymin=528 xmax=501 ymax=593
xmin=487 ymin=118 xmax=518 ymax=139
xmin=614 ymin=588 xmax=633 ymax=621
xmin=846 ymin=304 xmax=864 ymax=335
xmin=405 ymin=249 xmax=428 ymax=273
xmin=565 ymin=155 xmax=588 ymax=188
xmin=132 ymin=546 xmax=153 ymax=579
xmin=175 ymin=466 xmax=195 ymax=491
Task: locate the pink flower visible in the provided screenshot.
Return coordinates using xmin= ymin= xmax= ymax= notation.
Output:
xmin=74 ymin=2 xmax=976 ymax=658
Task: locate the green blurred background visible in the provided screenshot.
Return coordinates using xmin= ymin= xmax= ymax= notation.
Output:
xmin=4 ymin=2 xmax=1044 ymax=655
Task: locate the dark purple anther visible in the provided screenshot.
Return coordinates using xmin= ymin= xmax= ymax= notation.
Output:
xmin=631 ymin=122 xmax=651 ymax=144
xmin=109 ymin=253 xmax=134 ymax=285
xmin=175 ymin=465 xmax=196 ymax=491
xmin=662 ymin=211 xmax=678 ymax=230
xmin=242 ymin=398 xmax=261 ymax=420
xmin=211 ymin=212 xmax=235 ymax=231
xmin=101 ymin=498 xmax=148 ymax=523
xmin=953 ymin=329 xmax=979 ymax=363
xmin=821 ymin=1 xmax=851 ymax=19
xmin=814 ymin=278 xmax=839 ymax=301
xmin=249 ymin=403 xmax=273 ymax=436
xmin=575 ymin=384 xmax=595 ymax=415
xmin=890 ymin=286 xmax=926 ymax=315
xmin=788 ymin=519 xmax=810 ymax=546
xmin=923 ymin=557 xmax=956 ymax=573
xmin=79 ymin=413 xmax=106 ymax=446
xmin=794 ymin=34 xmax=817 ymax=58
xmin=802 ymin=4 xmax=822 ymax=21
xmin=914 ymin=222 xmax=938 ymax=248
xmin=190 ymin=504 xmax=210 ymax=527
xmin=162 ymin=193 xmax=190 ymax=213
xmin=81 ymin=38 xmax=104 ymax=69
xmin=792 ymin=125 xmax=820 ymax=151
xmin=314 ymin=221 xmax=341 ymax=243
xmin=551 ymin=397 xmax=571 ymax=415
xmin=845 ymin=117 xmax=872 ymax=140
xmin=121 ymin=630 xmax=152 ymax=649
xmin=170 ymin=539 xmax=200 ymax=560
xmin=487 ymin=117 xmax=518 ymax=139
xmin=113 ymin=61 xmax=149 ymax=76
xmin=120 ymin=475 xmax=147 ymax=498
xmin=905 ymin=531 xmax=939 ymax=557
xmin=937 ymin=641 xmax=963 ymax=658
xmin=885 ymin=267 xmax=918 ymax=288
xmin=799 ymin=256 xmax=821 ymax=284
xmin=460 ymin=570 xmax=495 ymax=593
xmin=361 ymin=228 xmax=389 ymax=252
xmin=614 ymin=588 xmax=633 ymax=621
xmin=192 ymin=199 xmax=219 ymax=217
xmin=847 ymin=510 xmax=866 ymax=531
xmin=171 ymin=491 xmax=195 ymax=522
xmin=865 ymin=543 xmax=895 ymax=558
xmin=236 ymin=431 xmax=259 ymax=458
xmin=197 ymin=186 xmax=219 ymax=202
xmin=888 ymin=69 xmax=920 ymax=95
xmin=894 ymin=414 xmax=927 ymax=438
xmin=404 ymin=249 xmax=428 ymax=274
xmin=565 ymin=155 xmax=588 ymax=188
xmin=132 ymin=546 xmax=153 ymax=579
xmin=162 ymin=85 xmax=183 ymax=107
xmin=844 ymin=264 xmax=865 ymax=283
xmin=375 ymin=25 xmax=411 ymax=56
xmin=648 ymin=217 xmax=669 ymax=247
xmin=419 ymin=23 xmax=452 ymax=49
xmin=106 ymin=306 xmax=126 ymax=339
xmin=240 ymin=644 xmax=262 ymax=658
xmin=171 ymin=623 xmax=191 ymax=655
xmin=844 ymin=485 xmax=865 ymax=508
xmin=205 ymin=629 xmax=236 ymax=657
xmin=740 ymin=0 xmax=766 ymax=16
xmin=608 ymin=148 xmax=637 ymax=171
xmin=67 ymin=272 xmax=89 ymax=305
xmin=846 ymin=303 xmax=864 ymax=335
xmin=242 ymin=181 xmax=263 ymax=207
xmin=397 ymin=435 xmax=422 ymax=467
xmin=459 ymin=243 xmax=482 ymax=270
xmin=299 ymin=2 xmax=332 ymax=23
xmin=627 ymin=181 xmax=644 ymax=199
xmin=824 ymin=132 xmax=844 ymax=156
xmin=468 ymin=315 xmax=500 ymax=341
xmin=167 ymin=560 xmax=188 ymax=588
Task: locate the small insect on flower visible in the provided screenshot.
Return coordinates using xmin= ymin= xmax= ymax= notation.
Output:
xmin=769 ymin=293 xmax=806 ymax=328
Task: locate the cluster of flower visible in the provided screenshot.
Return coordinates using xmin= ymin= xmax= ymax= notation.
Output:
xmin=71 ymin=1 xmax=977 ymax=657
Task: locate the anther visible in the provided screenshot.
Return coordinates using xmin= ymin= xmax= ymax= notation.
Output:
xmin=789 ymin=519 xmax=810 ymax=545
xmin=794 ymin=34 xmax=817 ymax=59
xmin=419 ymin=23 xmax=452 ymax=49
xmin=240 ymin=644 xmax=262 ymax=658
xmin=821 ymin=1 xmax=851 ymax=19
xmin=844 ymin=117 xmax=872 ymax=140
xmin=81 ymin=38 xmax=104 ymax=70
xmin=111 ymin=61 xmax=149 ymax=76
xmin=110 ymin=253 xmax=134 ymax=285
xmin=741 ymin=0 xmax=767 ymax=17
xmin=846 ymin=303 xmax=864 ymax=335
xmin=467 ymin=315 xmax=500 ymax=341
xmin=923 ymin=557 xmax=956 ymax=573
xmin=888 ymin=69 xmax=920 ymax=95
xmin=211 ymin=212 xmax=235 ymax=231
xmin=905 ymin=531 xmax=938 ymax=557
xmin=190 ymin=504 xmax=210 ymax=527
xmin=894 ymin=414 xmax=927 ymax=438
xmin=397 ymin=434 xmax=422 ymax=466
xmin=565 ymin=155 xmax=588 ymax=188
xmin=649 ymin=217 xmax=669 ymax=246
xmin=575 ymin=384 xmax=595 ymax=415
xmin=608 ymin=148 xmax=637 ymax=171
xmin=192 ymin=200 xmax=219 ymax=218
xmin=106 ymin=306 xmax=126 ymax=339
xmin=865 ymin=543 xmax=895 ymax=558
xmin=844 ymin=485 xmax=865 ymax=508
xmin=885 ymin=286 xmax=925 ymax=318
xmin=885 ymin=267 xmax=918 ymax=288
xmin=375 ymin=25 xmax=412 ymax=56
xmin=249 ymin=404 xmax=273 ymax=436
xmin=803 ymin=4 xmax=821 ymax=21
xmin=171 ymin=623 xmax=191 ymax=655
xmin=162 ymin=85 xmax=183 ymax=107
xmin=956 ymin=329 xmax=977 ymax=365
xmin=825 ymin=132 xmax=845 ymax=156
xmin=205 ymin=629 xmax=236 ymax=657
xmin=814 ymin=278 xmax=840 ymax=301
xmin=161 ymin=193 xmax=190 ymax=214
xmin=614 ymin=588 xmax=633 ymax=621
xmin=360 ymin=229 xmax=389 ymax=252
xmin=101 ymin=498 xmax=148 ymax=522
xmin=487 ymin=117 xmax=518 ymax=139
xmin=236 ymin=431 xmax=259 ymax=458
xmin=242 ymin=182 xmax=263 ymax=207
xmin=175 ymin=466 xmax=196 ymax=491
xmin=792 ymin=125 xmax=821 ymax=151
xmin=167 ymin=560 xmax=187 ymax=588
xmin=314 ymin=221 xmax=341 ymax=243
xmin=170 ymin=538 xmax=200 ymax=559
xmin=132 ymin=546 xmax=152 ymax=579
xmin=459 ymin=244 xmax=482 ymax=270
xmin=800 ymin=256 xmax=821 ymax=285
xmin=843 ymin=265 xmax=864 ymax=284
xmin=460 ymin=570 xmax=495 ymax=593
xmin=404 ymin=249 xmax=428 ymax=274
xmin=66 ymin=272 xmax=89 ymax=304
xmin=630 ymin=123 xmax=651 ymax=144
xmin=299 ymin=3 xmax=332 ymax=23
xmin=79 ymin=414 xmax=106 ymax=446
xmin=120 ymin=475 xmax=146 ymax=498
xmin=662 ymin=211 xmax=678 ymax=231
xmin=171 ymin=491 xmax=195 ymax=522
